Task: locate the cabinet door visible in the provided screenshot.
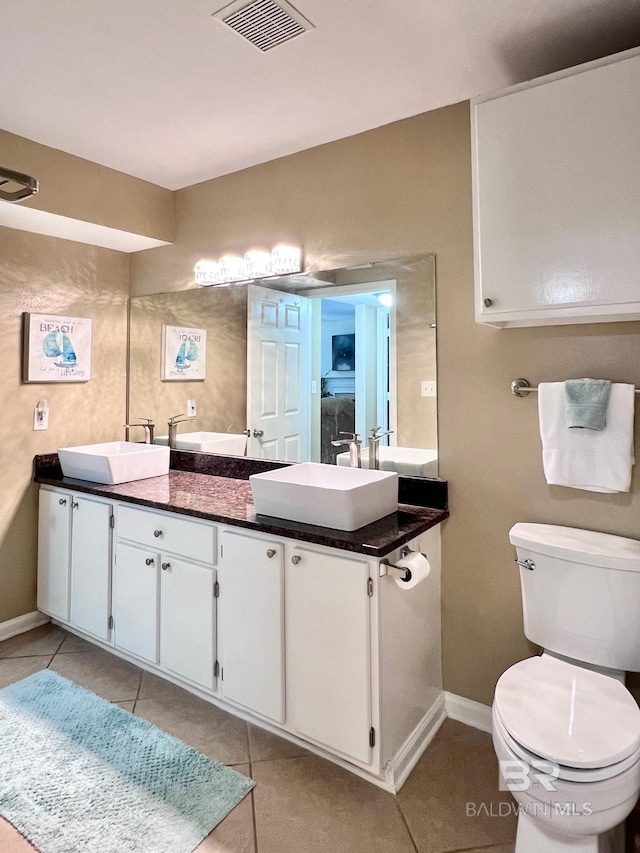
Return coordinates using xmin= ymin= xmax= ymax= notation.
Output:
xmin=287 ymin=546 xmax=372 ymax=764
xmin=113 ymin=542 xmax=159 ymax=663
xmin=473 ymin=53 xmax=640 ymax=326
xmin=70 ymin=497 xmax=112 ymax=641
xmin=218 ymin=531 xmax=284 ymax=722
xmin=37 ymin=489 xmax=71 ymax=621
xmin=160 ymin=557 xmax=215 ymax=690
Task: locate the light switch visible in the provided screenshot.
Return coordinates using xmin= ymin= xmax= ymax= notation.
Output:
xmin=421 ymin=381 xmax=436 ymax=397
xmin=33 ymin=400 xmax=49 ymax=430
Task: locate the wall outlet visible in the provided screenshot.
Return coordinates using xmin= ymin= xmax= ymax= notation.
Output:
xmin=187 ymin=398 xmax=197 ymax=417
xmin=33 ymin=405 xmax=49 ymax=430
xmin=311 ymin=380 xmax=317 ymax=394
xmin=421 ymin=381 xmax=436 ymax=397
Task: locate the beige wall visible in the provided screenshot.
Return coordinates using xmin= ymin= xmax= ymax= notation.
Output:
xmin=1 ymin=130 xmax=175 ymax=242
xmin=0 ymin=226 xmax=129 ymax=623
xmin=132 ymin=100 xmax=640 ymax=706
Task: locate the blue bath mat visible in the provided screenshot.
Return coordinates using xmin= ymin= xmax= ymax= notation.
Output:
xmin=0 ymin=669 xmax=254 ymax=853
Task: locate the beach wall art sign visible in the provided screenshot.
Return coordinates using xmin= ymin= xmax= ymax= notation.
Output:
xmin=161 ymin=325 xmax=207 ymax=381
xmin=22 ymin=313 xmax=92 ymax=383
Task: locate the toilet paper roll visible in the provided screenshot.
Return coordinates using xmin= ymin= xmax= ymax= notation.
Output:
xmin=394 ymin=551 xmax=431 ymax=590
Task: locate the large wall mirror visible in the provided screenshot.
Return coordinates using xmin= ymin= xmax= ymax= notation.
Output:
xmin=128 ymin=254 xmax=437 ymax=475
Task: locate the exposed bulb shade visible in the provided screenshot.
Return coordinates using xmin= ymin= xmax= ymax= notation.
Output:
xmin=195 ymin=245 xmax=302 ymax=286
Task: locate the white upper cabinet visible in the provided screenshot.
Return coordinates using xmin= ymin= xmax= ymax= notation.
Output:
xmin=472 ymin=49 xmax=640 ymax=328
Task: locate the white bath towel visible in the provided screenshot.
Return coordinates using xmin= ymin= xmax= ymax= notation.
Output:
xmin=538 ymin=382 xmax=635 ymax=493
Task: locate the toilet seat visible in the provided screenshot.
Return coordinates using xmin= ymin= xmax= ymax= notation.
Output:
xmin=493 ymin=704 xmax=640 ymax=782
xmin=494 ymin=655 xmax=640 ymax=770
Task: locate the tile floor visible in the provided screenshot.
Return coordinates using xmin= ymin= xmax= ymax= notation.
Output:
xmin=0 ymin=624 xmax=517 ymax=853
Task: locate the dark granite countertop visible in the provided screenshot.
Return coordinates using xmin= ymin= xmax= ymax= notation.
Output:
xmin=34 ymin=458 xmax=448 ymax=557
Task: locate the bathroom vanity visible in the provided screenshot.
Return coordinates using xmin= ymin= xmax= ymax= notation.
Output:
xmin=34 ymin=452 xmax=447 ymax=792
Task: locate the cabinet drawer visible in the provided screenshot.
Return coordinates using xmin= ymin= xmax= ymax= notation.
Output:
xmin=117 ymin=505 xmax=215 ymax=565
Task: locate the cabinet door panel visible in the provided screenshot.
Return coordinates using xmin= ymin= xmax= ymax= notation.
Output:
xmin=161 ymin=558 xmax=215 ymax=690
xmin=37 ymin=489 xmax=71 ymax=621
xmin=113 ymin=542 xmax=159 ymax=663
xmin=70 ymin=498 xmax=112 ymax=641
xmin=219 ymin=531 xmax=284 ymax=722
xmin=474 ymin=53 xmax=640 ymax=326
xmin=287 ymin=547 xmax=372 ymax=764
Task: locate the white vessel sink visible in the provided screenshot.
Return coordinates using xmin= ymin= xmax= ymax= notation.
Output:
xmin=155 ymin=431 xmax=247 ymax=455
xmin=337 ymin=446 xmax=438 ymax=477
xmin=58 ymin=442 xmax=170 ymax=485
xmin=250 ymin=462 xmax=398 ymax=531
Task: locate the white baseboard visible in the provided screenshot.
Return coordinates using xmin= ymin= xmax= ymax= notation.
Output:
xmin=386 ymin=693 xmax=447 ymax=792
xmin=445 ymin=691 xmax=493 ymax=733
xmin=0 ymin=611 xmax=50 ymax=643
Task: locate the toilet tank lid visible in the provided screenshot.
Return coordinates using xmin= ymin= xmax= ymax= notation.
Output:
xmin=509 ymin=523 xmax=640 ymax=572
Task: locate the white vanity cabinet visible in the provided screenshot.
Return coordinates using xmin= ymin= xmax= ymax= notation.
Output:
xmin=472 ymin=48 xmax=640 ymax=328
xmin=217 ymin=529 xmax=285 ymax=722
xmin=114 ymin=505 xmax=216 ymax=690
xmin=286 ymin=544 xmax=374 ymax=765
xmin=38 ymin=486 xmax=113 ymax=640
xmin=37 ymin=482 xmax=443 ymax=792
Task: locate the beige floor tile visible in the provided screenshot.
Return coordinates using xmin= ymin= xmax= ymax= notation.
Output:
xmin=0 ymin=624 xmax=64 ymax=659
xmin=134 ymin=691 xmax=250 ymax=765
xmin=195 ymin=764 xmax=255 ymax=853
xmin=48 ymin=649 xmax=141 ymax=702
xmin=397 ymin=724 xmax=516 ymax=853
xmin=253 ymin=755 xmax=415 ymax=853
xmin=0 ymin=657 xmax=52 ymax=690
xmin=248 ymin=723 xmax=309 ymax=762
xmin=56 ymin=632 xmax=96 ymax=654
xmin=138 ymin=670 xmax=194 ymax=701
xmin=463 ymin=844 xmax=515 ymax=853
xmin=0 ymin=818 xmax=36 ymax=851
xmin=115 ymin=701 xmax=136 ymax=712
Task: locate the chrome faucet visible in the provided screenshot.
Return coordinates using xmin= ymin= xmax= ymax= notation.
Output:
xmin=331 ymin=431 xmax=362 ymax=468
xmin=167 ymin=413 xmax=195 ymax=449
xmin=368 ymin=426 xmax=394 ymax=470
xmin=123 ymin=418 xmax=155 ymax=444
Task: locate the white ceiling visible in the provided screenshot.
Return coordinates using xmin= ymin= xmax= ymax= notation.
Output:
xmin=2 ymin=0 xmax=639 ymax=190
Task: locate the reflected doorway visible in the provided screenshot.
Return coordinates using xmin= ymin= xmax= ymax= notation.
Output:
xmin=306 ymin=281 xmax=397 ymax=464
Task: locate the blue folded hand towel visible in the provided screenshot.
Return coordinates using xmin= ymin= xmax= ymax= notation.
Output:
xmin=564 ymin=379 xmax=612 ymax=431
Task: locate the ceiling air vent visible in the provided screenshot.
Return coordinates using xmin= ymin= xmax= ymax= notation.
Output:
xmin=213 ymin=0 xmax=314 ymax=52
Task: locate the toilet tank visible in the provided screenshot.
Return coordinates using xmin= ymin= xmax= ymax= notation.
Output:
xmin=509 ymin=523 xmax=640 ymax=672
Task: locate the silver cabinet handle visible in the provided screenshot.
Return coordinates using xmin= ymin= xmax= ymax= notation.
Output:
xmin=71 ymin=501 xmax=79 ymax=509
xmin=483 ymin=297 xmax=494 ymax=308
xmin=266 ymin=548 xmax=276 ymax=558
xmin=162 ymin=562 xmax=171 ymax=571
xmin=291 ymin=555 xmax=302 ymax=565
xmin=59 ymin=498 xmax=67 ymax=506
xmin=145 ymin=557 xmax=154 ymax=566
xmin=252 ymin=429 xmax=264 ymax=438
xmin=515 ymin=558 xmax=535 ymax=571
xmin=154 ymin=529 xmax=163 ymax=538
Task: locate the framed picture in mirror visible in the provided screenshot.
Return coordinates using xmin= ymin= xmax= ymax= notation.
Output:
xmin=161 ymin=325 xmax=207 ymax=381
xmin=332 ymin=333 xmax=355 ymax=372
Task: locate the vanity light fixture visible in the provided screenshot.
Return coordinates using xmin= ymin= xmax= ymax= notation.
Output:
xmin=377 ymin=292 xmax=393 ymax=307
xmin=195 ymin=246 xmax=302 ymax=286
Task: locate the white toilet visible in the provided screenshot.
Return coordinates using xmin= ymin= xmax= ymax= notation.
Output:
xmin=493 ymin=523 xmax=640 ymax=853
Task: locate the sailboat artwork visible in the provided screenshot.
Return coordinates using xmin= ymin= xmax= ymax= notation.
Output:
xmin=162 ymin=325 xmax=207 ymax=381
xmin=22 ymin=313 xmax=92 ymax=383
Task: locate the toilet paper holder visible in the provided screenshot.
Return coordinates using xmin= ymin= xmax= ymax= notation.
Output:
xmin=379 ymin=546 xmax=420 ymax=582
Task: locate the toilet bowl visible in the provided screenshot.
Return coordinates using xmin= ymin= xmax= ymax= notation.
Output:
xmin=493 ymin=655 xmax=640 ymax=852
xmin=493 ymin=524 xmax=640 ymax=853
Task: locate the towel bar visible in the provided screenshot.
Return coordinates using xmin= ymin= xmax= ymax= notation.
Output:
xmin=511 ymin=378 xmax=640 ymax=398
